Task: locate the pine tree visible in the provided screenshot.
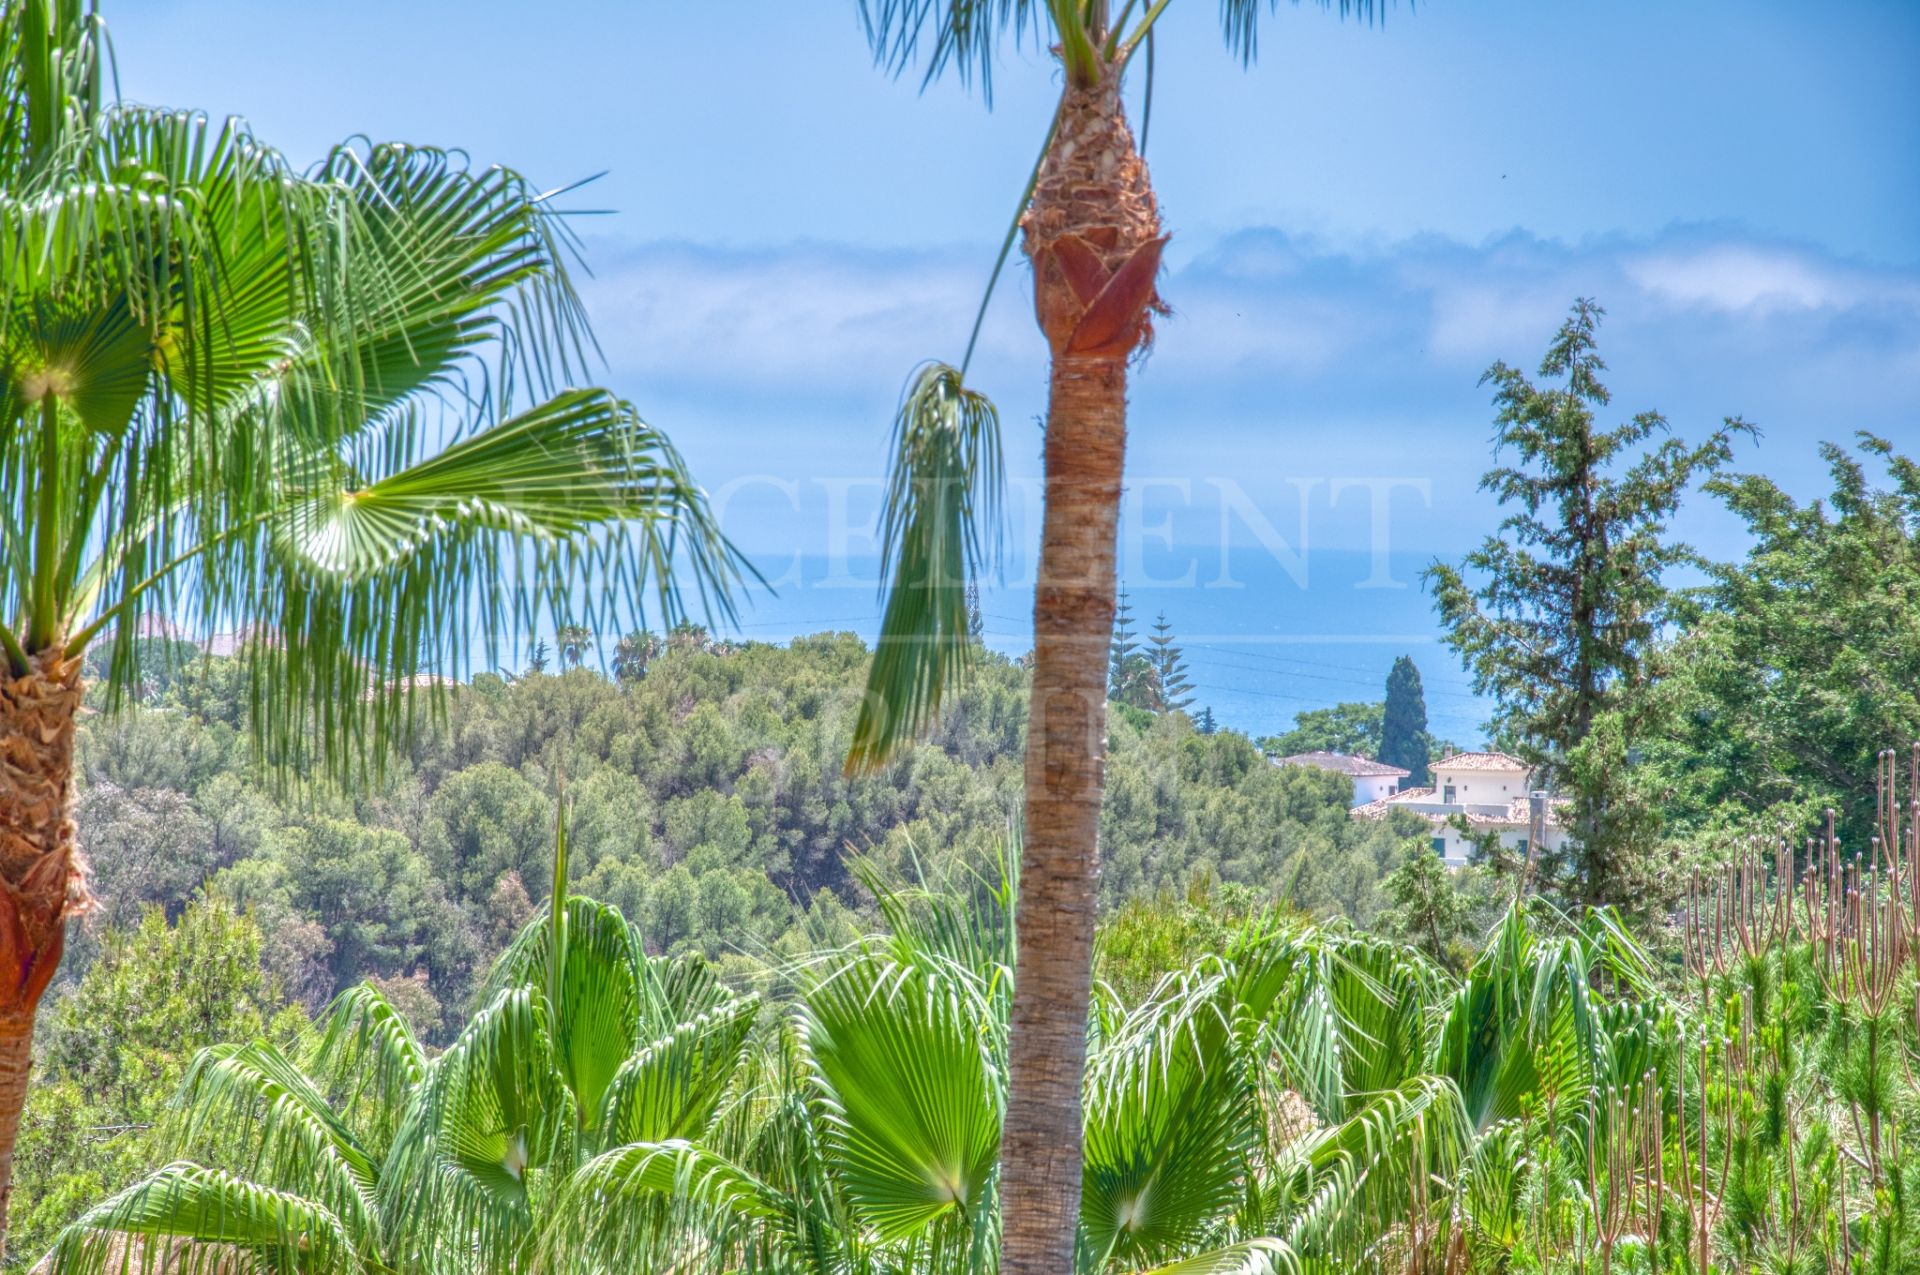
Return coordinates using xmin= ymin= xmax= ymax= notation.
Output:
xmin=1109 ymin=590 xmax=1140 ymax=695
xmin=526 ymin=640 xmax=551 ymax=675
xmin=1426 ymin=299 xmax=1749 ymax=907
xmin=965 ymin=582 xmax=984 ymax=644
xmin=1109 ymin=590 xmax=1157 ymax=709
xmin=1147 ymin=611 xmax=1195 ymax=714
xmin=1379 ymin=656 xmax=1431 ymax=785
xmin=1195 ymin=706 xmax=1218 ymax=735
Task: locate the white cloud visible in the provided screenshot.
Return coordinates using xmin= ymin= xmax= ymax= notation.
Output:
xmin=1426 ymin=283 xmax=1580 ymax=363
xmin=570 ymin=226 xmax=1920 ymax=435
xmin=577 ymin=240 xmax=1037 ymax=393
xmin=1626 ymin=246 xmax=1862 ymax=313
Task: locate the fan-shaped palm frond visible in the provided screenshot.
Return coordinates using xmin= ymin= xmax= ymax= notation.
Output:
xmin=1434 ymin=905 xmax=1609 ymax=1135
xmin=1081 ymin=967 xmax=1255 ymax=1268
xmin=858 ymin=0 xmax=1059 ymax=102
xmin=1134 ymin=1238 xmax=1301 ymax=1275
xmin=1264 ymin=1073 xmax=1468 ymax=1264
xmin=599 ymin=997 xmax=761 ymax=1146
xmin=478 ymin=892 xmax=645 ymax=1140
xmin=1216 ymin=1 xmax=1391 ymax=67
xmin=376 ymin=986 xmax=575 ymax=1269
xmin=3 ymin=12 xmax=751 ymax=1216
xmin=799 ymin=954 xmax=1004 ymax=1243
xmin=166 ymin=1042 xmax=380 ymax=1247
xmin=537 ymin=1139 xmax=784 ymax=1273
xmin=852 ymin=837 xmax=1018 ymax=985
xmin=1230 ymin=923 xmax=1439 ymax=1125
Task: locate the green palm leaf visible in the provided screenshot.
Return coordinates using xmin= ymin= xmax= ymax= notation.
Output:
xmin=479 ymin=892 xmax=646 ymax=1137
xmin=846 ymin=362 xmax=1002 ymax=774
xmin=0 ymin=291 xmax=150 ymax=438
xmin=1135 ymin=1239 xmax=1302 ymax=1275
xmin=1082 ymin=969 xmax=1256 ymax=1267
xmin=1230 ymin=925 xmax=1439 ymax=1125
xmin=537 ymin=1139 xmax=782 ymax=1273
xmin=49 ymin=1163 xmax=362 ymax=1275
xmin=311 ymin=980 xmax=429 ymax=1156
xmin=166 ymin=1042 xmax=380 ymax=1248
xmin=378 ymin=987 xmax=574 ymax=1269
xmin=598 ymin=995 xmax=761 ymax=1146
xmin=800 ymin=955 xmax=1003 ymax=1242
xmin=1268 ymin=1074 xmax=1467 ymax=1263
xmin=2 ymin=60 xmax=747 ymax=778
xmin=1433 ymin=906 xmax=1609 ymax=1134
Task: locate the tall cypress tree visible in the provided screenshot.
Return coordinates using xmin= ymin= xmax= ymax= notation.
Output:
xmin=1379 ymin=655 xmax=1430 ymax=785
xmin=1147 ymin=611 xmax=1195 ymax=713
xmin=1426 ymin=299 xmax=1749 ymax=906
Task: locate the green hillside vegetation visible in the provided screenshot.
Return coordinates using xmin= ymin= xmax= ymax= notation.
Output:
xmin=61 ymin=631 xmax=1422 ymax=1025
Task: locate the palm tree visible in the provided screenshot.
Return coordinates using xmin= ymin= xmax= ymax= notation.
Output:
xmin=51 ymin=824 xmax=762 ymax=1274
xmin=611 ymin=629 xmax=662 ymax=683
xmin=0 ymin=0 xmax=741 ymax=1245
xmin=555 ymin=625 xmax=596 ymax=670
xmin=842 ymin=3 xmax=1390 ymax=1268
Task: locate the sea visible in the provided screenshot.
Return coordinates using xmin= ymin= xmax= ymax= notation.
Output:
xmin=710 ymin=547 xmax=1490 ymax=749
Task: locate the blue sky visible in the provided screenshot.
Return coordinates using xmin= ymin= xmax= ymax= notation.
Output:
xmin=113 ymin=2 xmax=1920 ymax=740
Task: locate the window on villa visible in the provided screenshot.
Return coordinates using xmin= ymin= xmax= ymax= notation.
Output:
xmin=1443 ymin=784 xmax=1456 ymax=803
xmin=1430 ymin=836 xmax=1446 ymax=856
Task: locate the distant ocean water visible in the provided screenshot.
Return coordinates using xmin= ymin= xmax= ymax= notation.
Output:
xmin=713 ymin=548 xmax=1491 ymax=749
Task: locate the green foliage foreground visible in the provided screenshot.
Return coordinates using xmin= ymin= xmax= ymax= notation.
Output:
xmin=44 ymin=752 xmax=1920 ymax=1274
xmin=36 ymin=826 xmax=1693 ymax=1274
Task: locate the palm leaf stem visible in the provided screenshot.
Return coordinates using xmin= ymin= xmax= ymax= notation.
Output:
xmin=0 ymin=617 xmax=26 ymax=675
xmin=1120 ymin=0 xmax=1174 ymax=60
xmin=961 ymin=111 xmax=1061 ymax=378
xmin=1104 ymin=0 xmax=1143 ymax=56
xmin=29 ymin=396 xmax=60 ymax=650
xmin=1050 ymin=0 xmax=1104 ymax=87
xmin=1140 ymin=26 xmax=1156 ymax=152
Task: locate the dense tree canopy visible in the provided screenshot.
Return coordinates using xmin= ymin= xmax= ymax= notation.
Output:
xmin=1648 ymin=435 xmax=1920 ymax=852
xmin=52 ymin=632 xmax=1417 ymax=1040
xmin=1261 ymin=702 xmax=1384 ymax=758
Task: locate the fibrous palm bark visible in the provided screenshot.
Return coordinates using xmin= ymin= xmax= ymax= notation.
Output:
xmin=0 ymin=647 xmax=86 ymax=1239
xmin=1004 ymin=59 xmax=1165 ymax=1275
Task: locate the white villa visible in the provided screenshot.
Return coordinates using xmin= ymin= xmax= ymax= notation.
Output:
xmin=1273 ymin=751 xmax=1410 ymax=806
xmin=1350 ymin=750 xmax=1569 ymax=869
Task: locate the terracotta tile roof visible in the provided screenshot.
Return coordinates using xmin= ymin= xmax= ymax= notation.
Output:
xmin=1351 ymin=788 xmax=1434 ymax=818
xmin=1275 ymin=751 xmax=1410 ymax=778
xmin=1502 ymin=794 xmax=1569 ymax=824
xmin=1432 ymin=750 xmax=1531 ymax=772
xmin=202 ymin=624 xmax=282 ymax=658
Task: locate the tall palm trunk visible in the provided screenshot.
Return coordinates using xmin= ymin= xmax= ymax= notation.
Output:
xmin=0 ymin=647 xmax=87 ymax=1254
xmin=1002 ymin=62 xmax=1164 ymax=1275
